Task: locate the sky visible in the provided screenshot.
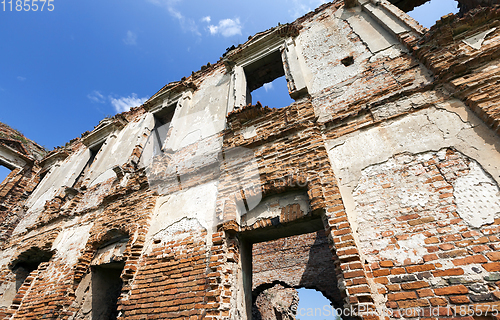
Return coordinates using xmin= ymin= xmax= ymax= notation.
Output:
xmin=0 ymin=0 xmax=459 ymax=312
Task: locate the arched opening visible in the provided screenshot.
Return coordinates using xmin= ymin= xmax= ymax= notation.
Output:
xmin=296 ymin=288 xmax=340 ymax=320
xmin=10 ymin=247 xmax=54 ymax=291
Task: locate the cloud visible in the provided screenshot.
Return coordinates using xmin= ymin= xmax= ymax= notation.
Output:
xmin=147 ymin=0 xmax=200 ymax=35
xmin=17 ymin=76 xmax=26 ymax=81
xmin=289 ymin=0 xmax=327 ymax=19
xmin=201 ymin=16 xmax=211 ymax=23
xmin=87 ymin=90 xmax=106 ymax=103
xmin=110 ymin=93 xmax=148 ymax=113
xmin=208 ymin=18 xmax=242 ymax=37
xmin=123 ymin=30 xmax=137 ymax=45
xmin=263 ymin=82 xmax=273 ymax=92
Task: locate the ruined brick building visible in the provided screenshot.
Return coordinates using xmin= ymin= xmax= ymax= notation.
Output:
xmin=0 ymin=0 xmax=500 ymax=319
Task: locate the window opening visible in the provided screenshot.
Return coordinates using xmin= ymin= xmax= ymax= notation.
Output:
xmin=73 ymin=141 xmax=104 ymax=188
xmin=244 ymin=50 xmax=294 ymax=109
xmin=10 ymin=248 xmax=53 ymax=291
xmin=151 ymin=106 xmax=174 ymax=156
xmin=407 ymin=0 xmax=458 ymax=28
xmin=0 ymin=165 xmax=12 ymax=185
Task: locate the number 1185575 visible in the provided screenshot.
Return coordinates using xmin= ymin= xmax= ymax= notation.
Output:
xmin=2 ymin=0 xmax=54 ymax=11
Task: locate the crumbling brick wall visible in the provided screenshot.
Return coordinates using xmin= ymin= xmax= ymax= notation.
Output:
xmin=0 ymin=1 xmax=499 ymax=320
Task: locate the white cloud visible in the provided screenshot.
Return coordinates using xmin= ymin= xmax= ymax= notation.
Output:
xmin=147 ymin=0 xmax=200 ymax=35
xmin=263 ymin=82 xmax=273 ymax=92
xmin=87 ymin=90 xmax=106 ymax=103
xmin=208 ymin=18 xmax=242 ymax=37
xmin=110 ymin=93 xmax=148 ymax=113
xmin=201 ymin=16 xmax=211 ymax=23
xmin=123 ymin=30 xmax=137 ymax=45
xmin=17 ymin=76 xmax=26 ymax=81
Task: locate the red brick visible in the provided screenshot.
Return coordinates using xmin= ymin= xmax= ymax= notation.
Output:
xmin=449 ymin=295 xmax=470 ymax=304
xmin=401 ymin=281 xmax=430 ymax=290
xmin=434 ymin=285 xmax=468 ymax=295
xmin=387 ymin=291 xmax=417 ymax=301
xmin=483 ymin=262 xmax=500 ymax=272
xmin=432 ymin=268 xmax=464 ymax=277
xmin=417 ymin=288 xmax=434 ymax=298
xmin=486 ymin=252 xmax=500 ymax=261
xmin=406 ymin=264 xmax=435 ymax=273
xmin=453 ymin=255 xmax=488 ymax=266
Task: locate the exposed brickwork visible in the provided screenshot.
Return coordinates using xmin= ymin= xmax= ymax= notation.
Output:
xmin=0 ymin=1 xmax=499 ymax=320
xmin=253 ymin=230 xmax=343 ymax=306
xmin=416 ymin=6 xmax=500 ymax=135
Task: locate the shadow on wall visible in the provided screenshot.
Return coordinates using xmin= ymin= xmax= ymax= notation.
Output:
xmin=251 ymin=230 xmax=344 ymax=320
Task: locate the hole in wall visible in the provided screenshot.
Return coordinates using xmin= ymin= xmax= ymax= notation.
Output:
xmin=250 ymin=76 xmax=295 ymax=109
xmin=10 ymin=247 xmax=54 ymax=291
xmin=0 ymin=165 xmax=12 ymax=185
xmin=296 ymin=288 xmax=339 ymax=320
xmin=341 ymin=56 xmax=354 ymax=67
xmin=407 ymin=0 xmax=459 ymax=28
xmin=91 ymin=262 xmax=125 ymax=320
xmin=244 ymin=50 xmax=295 ymax=109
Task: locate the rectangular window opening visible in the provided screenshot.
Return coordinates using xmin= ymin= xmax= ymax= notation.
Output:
xmin=0 ymin=164 xmax=13 ymax=185
xmin=244 ymin=50 xmax=295 ymax=109
xmin=151 ymin=106 xmax=174 ymax=156
xmin=73 ymin=141 xmax=105 ymax=188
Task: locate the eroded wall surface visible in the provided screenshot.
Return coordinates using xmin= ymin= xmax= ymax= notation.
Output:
xmin=0 ymin=1 xmax=499 ymax=320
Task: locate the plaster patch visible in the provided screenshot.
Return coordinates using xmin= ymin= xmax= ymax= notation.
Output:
xmin=241 ymin=125 xmax=257 ymax=140
xmin=242 ymin=191 xmax=311 ymax=227
xmin=145 ymin=181 xmax=218 ymax=246
xmin=463 ymin=28 xmax=496 ymax=50
xmin=453 ymin=161 xmax=500 ymax=228
xmin=379 ymin=234 xmax=427 ymax=265
xmin=52 ymin=222 xmax=93 ymax=266
xmin=152 ymin=217 xmax=205 ymax=243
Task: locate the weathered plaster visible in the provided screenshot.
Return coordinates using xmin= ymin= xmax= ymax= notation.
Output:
xmin=144 ymin=181 xmax=218 ymax=252
xmin=85 ymin=113 xmax=154 ymax=187
xmin=165 ymin=69 xmax=229 ymax=151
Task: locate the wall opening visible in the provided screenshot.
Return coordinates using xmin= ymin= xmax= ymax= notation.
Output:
xmin=73 ymin=141 xmax=105 ymax=188
xmin=296 ymin=288 xmax=340 ymax=320
xmin=150 ymin=106 xmax=175 ymax=156
xmin=407 ymin=0 xmax=459 ymax=28
xmin=244 ymin=50 xmax=294 ymax=109
xmin=90 ymin=234 xmax=128 ymax=320
xmin=0 ymin=165 xmax=12 ymax=185
xmin=91 ymin=262 xmax=125 ymax=320
xmin=241 ymin=221 xmax=344 ymax=320
xmin=10 ymin=247 xmax=54 ymax=291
